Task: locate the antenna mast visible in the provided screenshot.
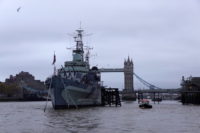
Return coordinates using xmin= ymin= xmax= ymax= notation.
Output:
xmin=85 ymin=46 xmax=93 ymax=67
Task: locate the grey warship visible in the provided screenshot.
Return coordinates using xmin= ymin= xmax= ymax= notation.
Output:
xmin=46 ymin=28 xmax=102 ymax=109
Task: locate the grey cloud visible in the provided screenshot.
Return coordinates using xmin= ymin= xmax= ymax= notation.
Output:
xmin=1 ymin=0 xmax=200 ymax=89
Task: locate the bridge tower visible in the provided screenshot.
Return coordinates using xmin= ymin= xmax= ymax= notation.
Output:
xmin=122 ymin=57 xmax=136 ymax=100
xmin=124 ymin=56 xmax=134 ymax=91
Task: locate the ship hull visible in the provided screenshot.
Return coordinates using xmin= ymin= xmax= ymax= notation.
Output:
xmin=50 ymin=76 xmax=102 ymax=109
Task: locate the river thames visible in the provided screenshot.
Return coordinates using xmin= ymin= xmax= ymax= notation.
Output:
xmin=0 ymin=101 xmax=200 ymax=133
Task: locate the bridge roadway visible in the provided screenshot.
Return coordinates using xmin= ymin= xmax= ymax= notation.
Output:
xmin=99 ymin=68 xmax=124 ymax=72
xmin=99 ymin=68 xmax=181 ymax=94
xmin=135 ymin=89 xmax=181 ymax=94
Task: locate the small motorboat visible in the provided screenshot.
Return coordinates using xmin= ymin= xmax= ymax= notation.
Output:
xmin=139 ymin=99 xmax=152 ymax=109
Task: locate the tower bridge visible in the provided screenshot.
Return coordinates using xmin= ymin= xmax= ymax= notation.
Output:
xmin=99 ymin=57 xmax=133 ymax=91
xmin=99 ymin=57 xmax=135 ymax=100
xmin=98 ymin=57 xmax=178 ymax=100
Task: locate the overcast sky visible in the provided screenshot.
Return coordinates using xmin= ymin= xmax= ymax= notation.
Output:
xmin=1 ymin=0 xmax=200 ymax=89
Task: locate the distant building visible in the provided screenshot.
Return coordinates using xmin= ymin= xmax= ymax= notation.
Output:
xmin=3 ymin=71 xmax=47 ymax=100
xmin=181 ymin=76 xmax=200 ymax=104
xmin=181 ymin=76 xmax=200 ymax=90
xmin=5 ymin=71 xmax=46 ymax=90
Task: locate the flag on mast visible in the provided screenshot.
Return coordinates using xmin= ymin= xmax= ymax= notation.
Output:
xmin=52 ymin=52 xmax=56 ymax=65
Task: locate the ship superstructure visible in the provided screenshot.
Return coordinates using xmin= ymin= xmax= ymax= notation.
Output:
xmin=46 ymin=28 xmax=102 ymax=109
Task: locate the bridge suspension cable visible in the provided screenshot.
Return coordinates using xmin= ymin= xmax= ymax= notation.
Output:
xmin=133 ymin=73 xmax=163 ymax=90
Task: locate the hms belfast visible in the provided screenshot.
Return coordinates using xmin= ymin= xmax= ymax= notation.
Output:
xmin=46 ymin=28 xmax=102 ymax=109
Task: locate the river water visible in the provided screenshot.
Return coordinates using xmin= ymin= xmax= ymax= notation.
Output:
xmin=0 ymin=101 xmax=200 ymax=133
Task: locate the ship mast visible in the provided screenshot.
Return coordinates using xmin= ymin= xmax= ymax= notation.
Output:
xmin=72 ymin=28 xmax=84 ymax=62
xmin=85 ymin=46 xmax=93 ymax=68
xmin=75 ymin=29 xmax=84 ymax=51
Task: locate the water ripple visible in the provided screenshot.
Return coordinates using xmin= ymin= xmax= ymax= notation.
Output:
xmin=0 ymin=101 xmax=200 ymax=133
